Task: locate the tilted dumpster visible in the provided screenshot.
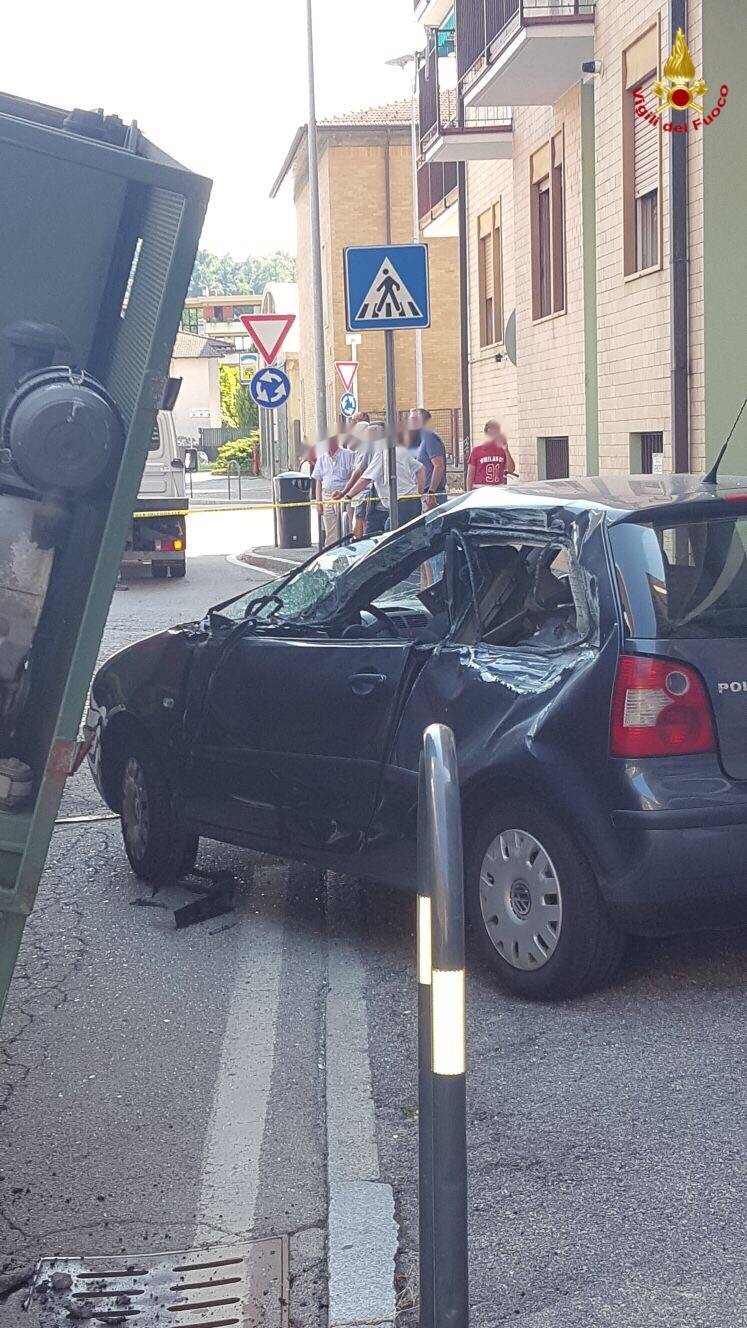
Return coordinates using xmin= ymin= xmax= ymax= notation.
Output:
xmin=0 ymin=91 xmax=210 ymax=1016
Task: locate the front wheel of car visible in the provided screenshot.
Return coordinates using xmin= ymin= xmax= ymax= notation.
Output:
xmin=120 ymin=743 xmax=198 ymax=884
xmin=466 ymin=799 xmax=625 ymax=1001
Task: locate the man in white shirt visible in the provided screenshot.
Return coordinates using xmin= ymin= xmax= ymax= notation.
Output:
xmin=344 ymin=431 xmax=424 ymax=529
xmin=312 ymin=434 xmax=356 ymax=545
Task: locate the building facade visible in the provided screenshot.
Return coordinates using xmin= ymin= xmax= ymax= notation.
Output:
xmin=169 ymin=331 xmax=231 ymax=445
xmin=180 ymin=294 xmax=263 ymax=360
xmin=271 ymin=106 xmax=461 ymax=452
xmin=415 ymin=0 xmax=747 ymax=478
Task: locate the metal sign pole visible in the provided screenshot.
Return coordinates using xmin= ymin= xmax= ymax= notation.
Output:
xmin=422 ymin=723 xmax=469 ymax=1328
xmin=384 ymin=328 xmax=399 ymax=529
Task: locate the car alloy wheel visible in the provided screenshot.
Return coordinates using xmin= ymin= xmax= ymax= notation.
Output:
xmin=122 ymin=756 xmax=150 ymax=862
xmin=479 ymin=828 xmax=563 ymax=971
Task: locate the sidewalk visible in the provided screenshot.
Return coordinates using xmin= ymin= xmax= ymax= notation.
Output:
xmin=239 ymin=544 xmax=316 ymax=575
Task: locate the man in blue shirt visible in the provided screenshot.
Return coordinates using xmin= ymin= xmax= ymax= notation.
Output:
xmin=408 ymin=409 xmax=447 ymax=510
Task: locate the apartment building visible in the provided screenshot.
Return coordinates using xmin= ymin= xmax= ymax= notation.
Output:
xmin=415 ymin=0 xmax=746 ymax=478
xmin=180 ymin=294 xmax=263 ymax=359
xmin=271 ymin=105 xmax=461 ymax=450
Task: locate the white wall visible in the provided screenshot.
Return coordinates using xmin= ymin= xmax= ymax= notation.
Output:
xmin=170 ymin=356 xmax=222 ymax=443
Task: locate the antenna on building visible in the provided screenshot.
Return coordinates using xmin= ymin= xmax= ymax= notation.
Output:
xmin=704 ymin=392 xmax=747 ymax=485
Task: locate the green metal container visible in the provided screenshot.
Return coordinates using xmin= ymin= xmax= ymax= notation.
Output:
xmin=0 ymin=92 xmax=210 ymax=1016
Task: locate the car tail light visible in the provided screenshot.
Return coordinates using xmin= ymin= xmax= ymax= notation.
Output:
xmin=611 ymin=655 xmax=715 ymax=757
xmin=155 ymin=539 xmax=174 ymax=552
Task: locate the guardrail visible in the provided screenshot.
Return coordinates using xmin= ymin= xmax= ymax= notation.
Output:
xmin=417 ymin=724 xmax=469 ymax=1328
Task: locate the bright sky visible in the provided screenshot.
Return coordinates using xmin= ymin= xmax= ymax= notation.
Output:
xmin=3 ymin=0 xmax=422 ymax=259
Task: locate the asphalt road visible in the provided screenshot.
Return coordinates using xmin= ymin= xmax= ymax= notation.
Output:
xmin=0 ymin=516 xmax=327 ymax=1326
xmin=362 ymin=889 xmax=747 ymax=1327
xmin=1 ymin=509 xmax=746 ymax=1327
xmin=186 ymin=470 xmax=272 ymax=506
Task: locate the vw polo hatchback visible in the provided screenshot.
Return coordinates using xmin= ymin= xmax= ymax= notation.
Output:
xmin=89 ymin=475 xmax=747 ymax=999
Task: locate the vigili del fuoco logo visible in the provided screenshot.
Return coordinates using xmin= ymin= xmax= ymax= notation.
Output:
xmin=634 ymin=28 xmax=729 ymax=131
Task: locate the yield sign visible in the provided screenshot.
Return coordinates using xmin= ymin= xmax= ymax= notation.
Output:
xmin=239 ymin=313 xmax=295 ymax=363
xmin=335 ymin=360 xmax=359 ymax=392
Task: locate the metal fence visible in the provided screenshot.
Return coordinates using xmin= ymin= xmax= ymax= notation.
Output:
xmin=197 ymin=425 xmax=245 ymax=460
xmin=458 ymin=0 xmax=595 ymax=83
xmin=417 ymin=161 xmax=459 ymax=223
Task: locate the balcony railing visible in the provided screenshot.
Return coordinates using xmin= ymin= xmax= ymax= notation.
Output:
xmin=418 ymin=26 xmax=511 ymax=155
xmin=458 ymin=0 xmax=595 ymax=88
xmin=417 ymin=160 xmax=459 ymax=222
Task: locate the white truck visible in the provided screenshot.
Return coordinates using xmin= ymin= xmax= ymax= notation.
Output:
xmin=120 ymin=408 xmax=188 ymax=579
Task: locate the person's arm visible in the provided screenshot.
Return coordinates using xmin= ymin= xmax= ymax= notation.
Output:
xmin=504 ymin=444 xmax=516 ymax=475
xmin=423 ymin=436 xmax=446 ymax=508
xmin=466 ymin=461 xmax=476 ymax=492
xmin=332 ymin=460 xmax=366 ymax=501
xmin=429 ymin=453 xmax=446 ymax=492
xmin=346 ymin=473 xmax=371 ymax=499
xmin=415 ymin=460 xmax=425 ymax=497
xmin=315 ymin=477 xmax=323 ymax=509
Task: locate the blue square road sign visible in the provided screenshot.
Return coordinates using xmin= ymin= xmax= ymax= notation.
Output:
xmin=344 ymin=243 xmax=430 ymax=332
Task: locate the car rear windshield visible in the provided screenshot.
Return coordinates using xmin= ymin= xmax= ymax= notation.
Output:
xmin=610 ymin=515 xmax=747 ymax=639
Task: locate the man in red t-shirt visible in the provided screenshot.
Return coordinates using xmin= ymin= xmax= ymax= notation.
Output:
xmin=466 ymin=420 xmax=516 ymax=489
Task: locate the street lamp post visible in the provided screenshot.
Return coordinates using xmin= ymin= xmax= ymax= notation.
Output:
xmin=306 ymin=0 xmax=328 ymax=445
xmin=387 ymin=53 xmax=425 ymax=412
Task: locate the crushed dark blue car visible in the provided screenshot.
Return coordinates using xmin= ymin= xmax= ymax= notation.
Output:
xmin=89 ymin=476 xmax=747 ymax=999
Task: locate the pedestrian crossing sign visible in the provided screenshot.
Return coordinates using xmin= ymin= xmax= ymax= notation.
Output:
xmin=344 ymin=243 xmax=430 ymax=332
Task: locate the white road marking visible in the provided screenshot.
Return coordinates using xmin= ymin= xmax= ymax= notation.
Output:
xmin=194 ymin=868 xmax=287 ymax=1244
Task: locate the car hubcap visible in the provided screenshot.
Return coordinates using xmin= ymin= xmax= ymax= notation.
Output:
xmin=122 ymin=757 xmax=150 ymax=861
xmin=479 ymin=829 xmax=562 ymax=971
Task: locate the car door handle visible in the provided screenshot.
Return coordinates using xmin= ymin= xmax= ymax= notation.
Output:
xmin=349 ymin=670 xmax=387 ymax=696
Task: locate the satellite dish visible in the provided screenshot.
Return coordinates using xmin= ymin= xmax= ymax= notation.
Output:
xmin=504 ymin=309 xmax=517 ymax=366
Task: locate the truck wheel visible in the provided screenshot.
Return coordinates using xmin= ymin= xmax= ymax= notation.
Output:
xmin=152 ymin=564 xmax=169 ymax=579
xmin=120 ymin=742 xmax=198 ymax=884
xmin=466 ymin=799 xmax=625 ymax=1001
xmin=171 ymin=562 xmax=186 ymax=578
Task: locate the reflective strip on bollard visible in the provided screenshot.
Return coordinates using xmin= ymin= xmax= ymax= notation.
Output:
xmin=417 ymin=894 xmax=432 ymax=987
xmin=431 ymin=967 xmax=465 ymax=1076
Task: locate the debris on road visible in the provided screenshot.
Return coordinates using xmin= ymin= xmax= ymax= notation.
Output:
xmin=0 ymin=1266 xmax=34 ymax=1299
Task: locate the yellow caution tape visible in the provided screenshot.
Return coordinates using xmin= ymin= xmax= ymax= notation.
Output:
xmin=132 ymin=509 xmax=189 ymax=519
xmin=132 ymin=493 xmax=464 ymax=519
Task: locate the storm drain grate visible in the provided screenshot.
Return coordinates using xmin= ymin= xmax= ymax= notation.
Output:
xmin=29 ymin=1237 xmax=288 ymax=1326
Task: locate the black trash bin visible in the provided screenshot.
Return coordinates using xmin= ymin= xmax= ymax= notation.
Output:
xmin=274 ymin=471 xmax=313 ymax=548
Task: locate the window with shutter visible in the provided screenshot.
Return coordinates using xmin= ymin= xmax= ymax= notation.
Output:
xmin=478 ymin=204 xmax=503 ymax=347
xmin=623 ymin=23 xmax=661 ymax=276
xmin=531 ymin=132 xmax=565 ymax=320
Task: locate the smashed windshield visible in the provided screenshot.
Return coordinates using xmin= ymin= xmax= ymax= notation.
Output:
xmin=211 ymin=521 xmax=444 ymax=627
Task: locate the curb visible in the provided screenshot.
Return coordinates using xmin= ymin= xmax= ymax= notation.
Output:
xmin=326 ymin=878 xmax=398 ymax=1327
xmin=237 ymin=549 xmax=313 ymax=576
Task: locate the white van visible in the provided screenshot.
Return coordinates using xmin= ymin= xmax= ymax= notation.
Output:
xmin=120 ymin=410 xmax=188 ymax=579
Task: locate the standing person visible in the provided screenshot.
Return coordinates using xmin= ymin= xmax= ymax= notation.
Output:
xmin=408 ymin=409 xmax=447 ymax=510
xmin=466 ymin=420 xmax=516 ymax=490
xmin=345 ymin=429 xmax=424 ymax=529
xmin=345 ymin=421 xmax=375 ymax=539
xmin=312 ymin=434 xmax=356 ymax=546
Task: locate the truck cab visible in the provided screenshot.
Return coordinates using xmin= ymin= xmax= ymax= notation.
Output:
xmin=121 ymin=410 xmax=188 ymax=579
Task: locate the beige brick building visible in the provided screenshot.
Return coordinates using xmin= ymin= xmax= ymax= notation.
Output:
xmin=271 ymin=105 xmax=460 ymax=452
xmin=415 ymin=0 xmax=747 ymax=479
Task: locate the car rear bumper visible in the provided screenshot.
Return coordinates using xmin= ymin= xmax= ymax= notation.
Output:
xmin=604 ymin=806 xmax=747 ymax=934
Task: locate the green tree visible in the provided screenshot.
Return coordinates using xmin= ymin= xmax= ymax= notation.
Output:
xmin=189 ymin=249 xmax=296 ymax=296
xmin=237 ymin=384 xmax=259 ymax=433
xmin=220 ymin=364 xmax=240 ymax=427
